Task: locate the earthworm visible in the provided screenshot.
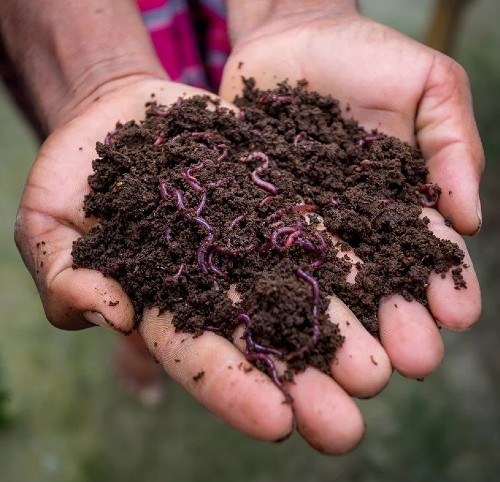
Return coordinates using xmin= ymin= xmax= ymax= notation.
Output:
xmin=310 ymin=259 xmax=324 ymax=269
xmin=355 ymin=159 xmax=372 ymax=172
xmin=196 ymin=193 xmax=207 ymax=216
xmin=181 ymin=160 xmax=230 ymax=192
xmin=418 ymin=183 xmax=440 ymax=207
xmin=164 ymin=263 xmax=185 ymax=283
xmin=104 ymin=129 xmax=118 ymax=145
xmin=172 ymin=189 xmax=187 ymax=210
xmin=191 ymin=131 xmax=225 ymax=144
xmin=153 ymin=133 xmax=164 ymax=146
xmin=150 ymin=105 xmax=169 ymax=116
xmin=285 ymin=268 xmax=321 ymax=361
xmin=284 ymin=230 xmax=304 ymax=248
xmin=357 ymin=135 xmax=378 ymax=147
xmin=291 ymin=204 xmax=316 ymax=214
xmin=206 ymin=244 xmax=254 ymax=278
xmin=206 ymin=248 xmax=226 ymax=278
xmin=159 ymin=182 xmax=186 ymax=210
xmin=235 ymin=313 xmax=289 ymax=400
xmin=229 ymin=215 xmax=246 ymax=231
xmin=236 ymin=314 xmax=283 ymax=357
xmin=216 ymin=144 xmax=228 ymax=162
xmin=205 ymin=177 xmax=232 ymax=189
xmin=266 ymin=207 xmax=290 ymax=223
xmin=271 ymin=226 xmax=298 ymax=247
xmin=293 ymin=132 xmax=305 ymax=145
xmin=241 ymin=151 xmax=277 ymax=195
xmin=159 ymin=183 xmax=214 ymax=274
xmin=258 ymin=94 xmax=294 ymax=104
xmin=311 ymin=232 xmax=328 ymax=253
xmin=159 ymin=179 xmax=170 ymax=201
xmin=259 ymin=196 xmax=275 ymax=206
xmin=245 ymin=352 xmax=291 ymax=402
xmin=181 ymin=161 xmax=210 ymax=192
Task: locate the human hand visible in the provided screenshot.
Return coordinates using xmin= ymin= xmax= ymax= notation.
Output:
xmin=217 ymin=2 xmax=483 ymax=452
xmin=15 ymin=77 xmax=359 ymax=455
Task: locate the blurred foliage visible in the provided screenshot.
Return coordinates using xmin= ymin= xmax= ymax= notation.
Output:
xmin=0 ymin=357 xmax=13 ymax=428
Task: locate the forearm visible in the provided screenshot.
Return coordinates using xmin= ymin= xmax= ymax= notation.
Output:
xmin=227 ymin=0 xmax=359 ymax=45
xmin=0 ymin=0 xmax=167 ymax=133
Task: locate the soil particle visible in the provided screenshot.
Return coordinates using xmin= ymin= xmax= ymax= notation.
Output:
xmin=193 ymin=371 xmax=205 ymax=382
xmin=72 ymin=79 xmax=466 ymax=384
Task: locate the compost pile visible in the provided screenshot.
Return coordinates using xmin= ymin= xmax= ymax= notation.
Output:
xmin=72 ymin=79 xmax=466 ymax=386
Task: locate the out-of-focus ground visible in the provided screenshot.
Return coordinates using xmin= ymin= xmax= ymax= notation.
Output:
xmin=0 ymin=1 xmax=499 ymax=481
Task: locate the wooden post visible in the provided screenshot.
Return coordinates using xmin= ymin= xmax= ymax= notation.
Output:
xmin=426 ymin=0 xmax=474 ymax=55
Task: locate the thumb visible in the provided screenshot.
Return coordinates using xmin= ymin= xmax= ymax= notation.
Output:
xmin=416 ymin=54 xmax=484 ymax=235
xmin=15 ymin=207 xmax=135 ymax=334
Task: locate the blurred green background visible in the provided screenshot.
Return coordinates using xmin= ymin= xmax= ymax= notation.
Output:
xmin=1 ymin=1 xmax=499 ymax=481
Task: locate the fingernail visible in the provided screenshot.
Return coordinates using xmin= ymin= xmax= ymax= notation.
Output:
xmin=83 ymin=311 xmax=125 ymax=335
xmin=475 ymin=196 xmax=482 ymax=234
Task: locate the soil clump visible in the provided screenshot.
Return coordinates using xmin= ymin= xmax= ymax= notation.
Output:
xmin=72 ymin=79 xmax=466 ymax=385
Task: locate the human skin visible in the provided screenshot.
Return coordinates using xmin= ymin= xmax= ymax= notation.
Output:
xmin=1 ymin=0 xmax=482 ymax=455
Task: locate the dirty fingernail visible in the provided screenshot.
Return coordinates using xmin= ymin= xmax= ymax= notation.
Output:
xmin=83 ymin=311 xmax=124 ymax=335
xmin=475 ymin=196 xmax=482 ymax=234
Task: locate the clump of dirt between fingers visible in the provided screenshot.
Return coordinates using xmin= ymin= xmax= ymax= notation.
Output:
xmin=71 ymin=79 xmax=467 ymax=384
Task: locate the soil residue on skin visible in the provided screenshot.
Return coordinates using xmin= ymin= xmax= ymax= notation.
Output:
xmin=72 ymin=79 xmax=466 ymax=383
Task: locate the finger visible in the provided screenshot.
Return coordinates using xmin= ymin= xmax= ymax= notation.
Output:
xmin=15 ymin=208 xmax=135 ymax=333
xmin=288 ymin=368 xmax=365 ymax=455
xmin=379 ymin=294 xmax=444 ymax=379
xmin=328 ymin=296 xmax=392 ymax=398
xmin=422 ymin=208 xmax=481 ymax=330
xmin=139 ymin=308 xmax=294 ymax=442
xmin=416 ymin=55 xmax=484 ymax=235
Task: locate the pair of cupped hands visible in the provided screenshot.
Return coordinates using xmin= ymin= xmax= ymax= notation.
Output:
xmin=15 ymin=13 xmax=482 ymax=455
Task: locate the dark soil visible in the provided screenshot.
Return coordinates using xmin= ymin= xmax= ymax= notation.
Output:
xmin=72 ymin=79 xmax=466 ymax=389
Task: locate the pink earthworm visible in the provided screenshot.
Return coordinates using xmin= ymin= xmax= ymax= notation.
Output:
xmin=104 ymin=129 xmax=118 ymax=145
xmin=418 ymin=183 xmax=440 ymax=207
xmin=159 ymin=182 xmax=186 ymax=210
xmin=229 ymin=215 xmax=246 ymax=231
xmin=164 ymin=263 xmax=185 ymax=283
xmin=150 ymin=105 xmax=169 ymax=116
xmin=259 ymin=196 xmax=275 ymax=206
xmin=190 ymin=215 xmax=215 ymax=275
xmin=293 ymin=132 xmax=305 ymax=145
xmin=245 ymin=352 xmax=291 ymax=402
xmin=235 ymin=314 xmax=288 ymax=398
xmin=216 ymin=144 xmax=228 ymax=162
xmin=205 ymin=177 xmax=232 ymax=189
xmin=286 ymin=268 xmax=321 ymax=361
xmin=206 ymin=248 xmax=226 ymax=278
xmin=196 ymin=193 xmax=207 ymax=216
xmin=153 ymin=134 xmax=164 ymax=146
xmin=357 ymin=135 xmax=378 ymax=147
xmin=258 ymin=94 xmax=294 ymax=104
xmin=355 ymin=159 xmax=373 ymax=172
xmin=241 ymin=151 xmax=277 ymax=195
xmin=271 ymin=226 xmax=299 ymax=247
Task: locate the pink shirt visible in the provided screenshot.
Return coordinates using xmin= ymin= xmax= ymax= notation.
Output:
xmin=137 ymin=0 xmax=230 ymax=92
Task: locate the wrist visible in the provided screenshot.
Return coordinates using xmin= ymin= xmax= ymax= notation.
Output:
xmin=0 ymin=0 xmax=167 ymax=133
xmin=227 ymin=0 xmax=359 ymax=46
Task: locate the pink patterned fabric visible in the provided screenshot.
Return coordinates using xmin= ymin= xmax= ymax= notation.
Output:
xmin=136 ymin=0 xmax=230 ymax=92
